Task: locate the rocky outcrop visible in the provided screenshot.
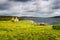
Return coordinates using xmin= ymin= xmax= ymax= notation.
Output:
xmin=35 ymin=22 xmax=48 ymax=26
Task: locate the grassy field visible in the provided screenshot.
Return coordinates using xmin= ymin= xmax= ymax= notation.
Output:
xmin=0 ymin=20 xmax=60 ymax=40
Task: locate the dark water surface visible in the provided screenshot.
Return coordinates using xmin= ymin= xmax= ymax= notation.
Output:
xmin=20 ymin=17 xmax=60 ymax=25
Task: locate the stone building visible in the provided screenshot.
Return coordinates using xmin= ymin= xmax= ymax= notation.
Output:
xmin=11 ymin=17 xmax=19 ymax=22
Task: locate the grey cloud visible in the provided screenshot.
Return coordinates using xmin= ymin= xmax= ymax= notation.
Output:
xmin=0 ymin=3 xmax=10 ymax=10
xmin=42 ymin=0 xmax=49 ymax=1
xmin=9 ymin=0 xmax=31 ymax=2
xmin=52 ymin=5 xmax=60 ymax=9
xmin=0 ymin=0 xmax=11 ymax=10
xmin=52 ymin=0 xmax=60 ymax=9
xmin=0 ymin=0 xmax=60 ymax=17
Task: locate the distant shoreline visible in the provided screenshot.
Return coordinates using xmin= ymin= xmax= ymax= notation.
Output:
xmin=50 ymin=16 xmax=60 ymax=18
xmin=0 ymin=16 xmax=60 ymax=18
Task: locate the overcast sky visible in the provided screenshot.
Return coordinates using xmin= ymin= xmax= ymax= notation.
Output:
xmin=0 ymin=0 xmax=60 ymax=17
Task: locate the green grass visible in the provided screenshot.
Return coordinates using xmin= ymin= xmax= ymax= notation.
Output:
xmin=53 ymin=24 xmax=60 ymax=30
xmin=0 ymin=20 xmax=60 ymax=40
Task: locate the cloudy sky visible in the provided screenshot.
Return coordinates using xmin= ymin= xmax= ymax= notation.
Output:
xmin=0 ymin=0 xmax=60 ymax=17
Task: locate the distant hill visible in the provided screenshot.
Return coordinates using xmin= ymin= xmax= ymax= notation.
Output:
xmin=51 ymin=16 xmax=60 ymax=18
xmin=0 ymin=16 xmax=34 ymax=21
xmin=0 ymin=16 xmax=44 ymax=21
xmin=0 ymin=16 xmax=18 ymax=21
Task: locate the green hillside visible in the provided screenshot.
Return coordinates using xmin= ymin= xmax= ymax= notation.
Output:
xmin=0 ymin=20 xmax=60 ymax=40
